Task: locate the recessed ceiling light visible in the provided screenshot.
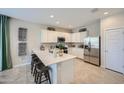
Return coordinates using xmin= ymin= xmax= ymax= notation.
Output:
xmin=50 ymin=15 xmax=54 ymax=18
xmin=56 ymin=21 xmax=60 ymax=24
xmin=104 ymin=12 xmax=109 ymax=15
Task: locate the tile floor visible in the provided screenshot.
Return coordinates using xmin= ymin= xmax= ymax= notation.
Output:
xmin=73 ymin=59 xmax=124 ymax=84
xmin=0 ymin=58 xmax=124 ymax=84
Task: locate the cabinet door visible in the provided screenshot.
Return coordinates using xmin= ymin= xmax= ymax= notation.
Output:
xmin=56 ymin=32 xmax=64 ymax=37
xmin=57 ymin=59 xmax=74 ymax=83
xmin=47 ymin=31 xmax=53 ymax=42
xmin=54 ymin=31 xmax=58 ymax=42
xmin=64 ymin=33 xmax=71 ymax=42
xmin=72 ymin=33 xmax=81 ymax=42
xmin=68 ymin=48 xmax=72 ymax=54
xmin=56 ymin=31 xmax=61 ymax=38
xmin=70 ymin=48 xmax=74 ymax=55
xmin=71 ymin=33 xmax=74 ymax=42
xmin=41 ymin=30 xmax=47 ymax=43
xmin=79 ymin=49 xmax=84 ymax=59
xmin=71 ymin=48 xmax=77 ymax=56
xmin=72 ymin=33 xmax=76 ymax=42
xmin=47 ymin=31 xmax=57 ymax=42
xmin=80 ymin=32 xmax=87 ymax=42
xmin=105 ymin=29 xmax=124 ymax=73
xmin=76 ymin=33 xmax=81 ymax=42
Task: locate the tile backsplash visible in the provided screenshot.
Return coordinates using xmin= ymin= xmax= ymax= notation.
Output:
xmin=40 ymin=42 xmax=84 ymax=50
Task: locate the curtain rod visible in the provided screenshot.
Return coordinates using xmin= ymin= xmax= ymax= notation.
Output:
xmin=0 ymin=14 xmax=9 ymax=17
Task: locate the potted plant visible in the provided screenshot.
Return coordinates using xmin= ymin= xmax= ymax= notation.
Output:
xmin=58 ymin=43 xmax=64 ymax=56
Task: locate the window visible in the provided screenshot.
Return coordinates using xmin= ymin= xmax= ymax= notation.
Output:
xmin=18 ymin=27 xmax=27 ymax=56
xmin=18 ymin=43 xmax=27 ymax=56
xmin=18 ymin=28 xmax=27 ymax=41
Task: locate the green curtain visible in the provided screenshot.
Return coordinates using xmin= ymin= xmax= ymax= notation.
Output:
xmin=0 ymin=15 xmax=12 ymax=71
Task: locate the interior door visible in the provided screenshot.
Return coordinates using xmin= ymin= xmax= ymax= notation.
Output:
xmin=105 ymin=29 xmax=124 ymax=73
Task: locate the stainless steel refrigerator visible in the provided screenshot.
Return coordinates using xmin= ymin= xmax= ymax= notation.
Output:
xmin=84 ymin=37 xmax=100 ymax=66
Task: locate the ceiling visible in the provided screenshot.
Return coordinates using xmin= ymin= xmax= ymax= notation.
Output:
xmin=0 ymin=8 xmax=124 ymax=29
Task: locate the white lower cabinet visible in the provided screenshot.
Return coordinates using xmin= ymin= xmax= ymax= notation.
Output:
xmin=58 ymin=59 xmax=74 ymax=83
xmin=50 ymin=59 xmax=74 ymax=84
xmin=68 ymin=48 xmax=72 ymax=54
xmin=68 ymin=48 xmax=84 ymax=59
xmin=76 ymin=48 xmax=84 ymax=59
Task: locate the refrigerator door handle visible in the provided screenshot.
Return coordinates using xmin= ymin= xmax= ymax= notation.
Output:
xmin=88 ymin=42 xmax=91 ymax=51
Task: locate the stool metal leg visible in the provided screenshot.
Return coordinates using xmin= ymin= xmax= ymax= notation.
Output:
xmin=47 ymin=71 xmax=51 ymax=84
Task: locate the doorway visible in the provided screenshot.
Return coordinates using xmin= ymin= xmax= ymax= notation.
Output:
xmin=105 ymin=28 xmax=124 ymax=73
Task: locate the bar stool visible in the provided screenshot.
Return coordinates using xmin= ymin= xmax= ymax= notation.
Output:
xmin=34 ymin=62 xmax=51 ymax=84
xmin=31 ymin=54 xmax=39 ymax=75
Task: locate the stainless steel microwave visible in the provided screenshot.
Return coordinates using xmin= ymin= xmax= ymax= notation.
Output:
xmin=57 ymin=37 xmax=65 ymax=42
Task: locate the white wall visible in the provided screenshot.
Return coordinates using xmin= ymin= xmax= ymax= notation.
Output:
xmin=10 ymin=18 xmax=41 ymax=67
xmin=86 ymin=20 xmax=100 ymax=37
xmin=72 ymin=20 xmax=100 ymax=37
xmin=40 ymin=24 xmax=72 ymax=33
xmin=101 ymin=12 xmax=124 ymax=67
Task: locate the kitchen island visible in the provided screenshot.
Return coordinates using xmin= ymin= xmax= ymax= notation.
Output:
xmin=32 ymin=49 xmax=76 ymax=84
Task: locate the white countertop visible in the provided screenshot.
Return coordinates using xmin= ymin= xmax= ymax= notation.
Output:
xmin=32 ymin=49 xmax=76 ymax=66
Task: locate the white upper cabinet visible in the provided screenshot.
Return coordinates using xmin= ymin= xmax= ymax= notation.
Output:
xmin=55 ymin=32 xmax=71 ymax=42
xmin=41 ymin=30 xmax=48 ymax=43
xmin=56 ymin=31 xmax=62 ymax=38
xmin=41 ymin=30 xmax=87 ymax=43
xmin=41 ymin=30 xmax=57 ymax=43
xmin=71 ymin=32 xmax=87 ymax=43
xmin=47 ymin=31 xmax=57 ymax=43
xmin=71 ymin=33 xmax=76 ymax=42
xmin=64 ymin=33 xmax=71 ymax=42
xmin=80 ymin=32 xmax=87 ymax=42
xmin=71 ymin=32 xmax=81 ymax=42
xmin=76 ymin=33 xmax=81 ymax=42
xmin=41 ymin=30 xmax=72 ymax=43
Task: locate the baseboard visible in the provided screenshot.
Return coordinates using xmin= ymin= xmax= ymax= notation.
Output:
xmin=100 ymin=65 xmax=105 ymax=68
xmin=14 ymin=62 xmax=31 ymax=68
